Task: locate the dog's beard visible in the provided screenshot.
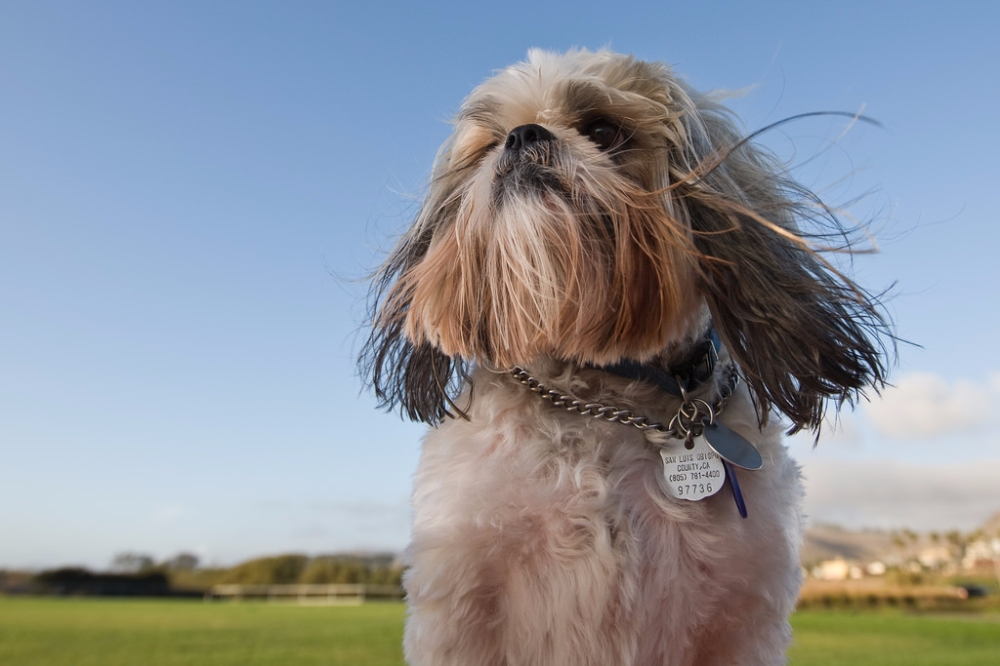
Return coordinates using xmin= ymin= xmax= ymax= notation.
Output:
xmin=386 ymin=149 xmax=703 ymax=368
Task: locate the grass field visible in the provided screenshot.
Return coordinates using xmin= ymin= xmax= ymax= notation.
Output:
xmin=0 ymin=598 xmax=404 ymax=666
xmin=1 ymin=597 xmax=998 ymax=665
xmin=789 ymin=609 xmax=1000 ymax=665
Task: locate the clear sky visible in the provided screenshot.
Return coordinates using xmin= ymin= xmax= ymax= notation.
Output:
xmin=2 ymin=1 xmax=999 ymax=569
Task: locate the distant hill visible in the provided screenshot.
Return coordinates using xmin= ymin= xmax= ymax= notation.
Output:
xmin=979 ymin=511 xmax=1000 ymax=536
xmin=801 ymin=510 xmax=1000 ymax=566
xmin=801 ymin=523 xmax=895 ymax=565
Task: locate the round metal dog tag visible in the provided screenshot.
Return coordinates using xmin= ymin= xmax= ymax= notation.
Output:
xmin=659 ymin=436 xmax=725 ymax=501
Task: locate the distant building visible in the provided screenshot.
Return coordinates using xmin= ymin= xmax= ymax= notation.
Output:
xmin=918 ymin=545 xmax=953 ymax=569
xmin=962 ymin=536 xmax=1000 ymax=570
xmin=866 ymin=561 xmax=886 ymax=576
xmin=812 ymin=557 xmax=851 ymax=581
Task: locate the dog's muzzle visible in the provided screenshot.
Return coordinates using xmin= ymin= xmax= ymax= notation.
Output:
xmin=493 ymin=123 xmax=559 ymax=185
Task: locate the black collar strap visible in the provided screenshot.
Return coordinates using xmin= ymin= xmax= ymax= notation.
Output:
xmin=595 ymin=328 xmax=721 ymax=397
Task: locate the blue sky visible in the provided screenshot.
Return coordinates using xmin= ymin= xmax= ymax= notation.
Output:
xmin=2 ymin=1 xmax=999 ymax=569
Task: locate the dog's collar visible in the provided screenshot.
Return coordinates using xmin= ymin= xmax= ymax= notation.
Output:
xmin=511 ymin=327 xmax=760 ymax=519
xmin=511 ymin=327 xmax=732 ymax=442
xmin=592 ymin=328 xmax=721 ymax=397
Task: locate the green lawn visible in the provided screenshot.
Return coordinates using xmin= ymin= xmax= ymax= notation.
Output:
xmin=1 ymin=597 xmax=998 ymax=665
xmin=789 ymin=610 xmax=1000 ymax=665
xmin=0 ymin=598 xmax=405 ymax=666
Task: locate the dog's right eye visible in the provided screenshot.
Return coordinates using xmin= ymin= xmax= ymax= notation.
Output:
xmin=581 ymin=119 xmax=625 ymax=151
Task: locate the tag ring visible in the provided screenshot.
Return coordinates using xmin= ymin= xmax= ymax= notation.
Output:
xmin=669 ymin=398 xmax=715 ymax=437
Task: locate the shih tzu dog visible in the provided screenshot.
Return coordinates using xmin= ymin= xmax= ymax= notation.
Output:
xmin=362 ymin=49 xmax=888 ymax=665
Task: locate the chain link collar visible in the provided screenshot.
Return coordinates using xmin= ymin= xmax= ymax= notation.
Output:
xmin=510 ymin=362 xmax=739 ymax=441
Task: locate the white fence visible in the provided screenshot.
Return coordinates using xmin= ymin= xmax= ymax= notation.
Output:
xmin=205 ymin=583 xmax=403 ymax=605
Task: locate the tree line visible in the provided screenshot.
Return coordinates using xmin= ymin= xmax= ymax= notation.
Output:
xmin=5 ymin=551 xmax=404 ymax=596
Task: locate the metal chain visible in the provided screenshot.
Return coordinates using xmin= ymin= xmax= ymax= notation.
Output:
xmin=510 ymin=363 xmax=739 ymax=440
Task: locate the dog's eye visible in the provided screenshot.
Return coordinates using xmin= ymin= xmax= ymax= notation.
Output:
xmin=581 ymin=119 xmax=625 ymax=151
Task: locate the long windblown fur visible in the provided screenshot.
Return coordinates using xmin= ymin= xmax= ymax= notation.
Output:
xmin=362 ymin=49 xmax=888 ymax=432
xmin=359 ymin=48 xmax=892 ymax=665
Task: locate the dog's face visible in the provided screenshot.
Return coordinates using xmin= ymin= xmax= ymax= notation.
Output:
xmin=394 ymin=50 xmax=711 ymax=369
xmin=364 ymin=49 xmax=889 ymax=432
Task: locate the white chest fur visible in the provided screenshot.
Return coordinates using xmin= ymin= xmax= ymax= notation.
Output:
xmin=402 ymin=369 xmax=804 ymax=666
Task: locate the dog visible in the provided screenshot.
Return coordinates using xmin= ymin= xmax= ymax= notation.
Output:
xmin=362 ymin=49 xmax=888 ymax=665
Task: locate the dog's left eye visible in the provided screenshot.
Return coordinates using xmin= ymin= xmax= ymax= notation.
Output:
xmin=581 ymin=119 xmax=625 ymax=151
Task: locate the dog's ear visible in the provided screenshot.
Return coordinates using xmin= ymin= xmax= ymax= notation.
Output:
xmin=360 ymin=149 xmax=472 ymax=425
xmin=360 ymin=220 xmax=472 ymax=424
xmin=362 ymin=324 xmax=470 ymax=425
xmin=676 ymin=106 xmax=891 ymax=434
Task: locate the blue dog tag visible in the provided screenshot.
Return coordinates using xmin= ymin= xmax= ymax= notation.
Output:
xmin=702 ymin=422 xmax=762 ymax=471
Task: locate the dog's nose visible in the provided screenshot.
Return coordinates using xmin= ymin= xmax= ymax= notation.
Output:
xmin=504 ymin=124 xmax=554 ymax=152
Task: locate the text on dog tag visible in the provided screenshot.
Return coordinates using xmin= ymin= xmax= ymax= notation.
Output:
xmin=660 ymin=436 xmax=726 ymax=501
